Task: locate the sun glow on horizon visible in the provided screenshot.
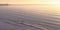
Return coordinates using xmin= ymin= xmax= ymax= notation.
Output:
xmin=34 ymin=2 xmax=60 ymax=4
xmin=0 ymin=0 xmax=60 ymax=4
xmin=8 ymin=0 xmax=60 ymax=4
xmin=8 ymin=2 xmax=60 ymax=4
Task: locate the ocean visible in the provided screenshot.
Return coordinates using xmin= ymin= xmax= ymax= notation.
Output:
xmin=0 ymin=4 xmax=60 ymax=30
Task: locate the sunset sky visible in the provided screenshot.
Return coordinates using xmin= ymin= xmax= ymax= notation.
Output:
xmin=0 ymin=0 xmax=60 ymax=4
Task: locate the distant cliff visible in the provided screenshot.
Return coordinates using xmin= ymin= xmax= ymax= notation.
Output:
xmin=0 ymin=4 xmax=8 ymax=6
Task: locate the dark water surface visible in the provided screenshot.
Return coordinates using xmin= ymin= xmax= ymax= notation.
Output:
xmin=0 ymin=5 xmax=60 ymax=30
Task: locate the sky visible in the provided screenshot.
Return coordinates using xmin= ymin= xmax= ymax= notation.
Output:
xmin=0 ymin=0 xmax=60 ymax=4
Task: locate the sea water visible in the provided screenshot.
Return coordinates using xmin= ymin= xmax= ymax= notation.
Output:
xmin=0 ymin=4 xmax=60 ymax=30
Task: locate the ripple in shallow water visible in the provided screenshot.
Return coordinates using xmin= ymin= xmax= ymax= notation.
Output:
xmin=0 ymin=5 xmax=60 ymax=30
